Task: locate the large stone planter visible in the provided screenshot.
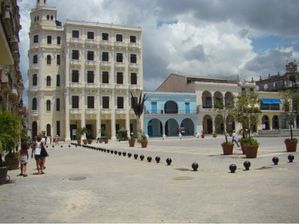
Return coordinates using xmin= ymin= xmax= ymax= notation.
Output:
xmin=221 ymin=143 xmax=234 ymax=155
xmin=285 ymin=139 xmax=297 ymax=152
xmin=0 ymin=166 xmax=8 ymax=185
xmin=141 ymin=142 xmax=148 ymax=148
xmin=128 ymin=139 xmax=135 ymax=147
xmin=243 ymin=145 xmax=259 ymax=158
xmin=5 ymin=155 xmax=19 ymax=170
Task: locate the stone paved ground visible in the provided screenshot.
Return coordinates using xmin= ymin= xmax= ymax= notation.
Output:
xmin=0 ymin=136 xmax=299 ymax=223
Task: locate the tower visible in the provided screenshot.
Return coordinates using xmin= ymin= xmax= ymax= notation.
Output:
xmin=36 ymin=0 xmax=47 ymax=9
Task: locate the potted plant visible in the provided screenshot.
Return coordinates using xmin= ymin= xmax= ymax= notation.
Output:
xmin=284 ymin=117 xmax=297 ymax=152
xmin=140 ymin=133 xmax=148 ymax=148
xmin=128 ymin=133 xmax=136 ymax=147
xmin=232 ymin=92 xmax=261 ymax=158
xmin=201 ymin=131 xmax=205 ymax=138
xmin=221 ymin=134 xmax=234 ymax=155
xmin=117 ymin=128 xmax=128 ymax=141
xmin=76 ymin=127 xmax=90 ymax=145
xmin=212 ymin=132 xmax=217 ymax=138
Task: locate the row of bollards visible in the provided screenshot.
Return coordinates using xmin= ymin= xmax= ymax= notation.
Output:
xmin=229 ymin=155 xmax=295 ymax=173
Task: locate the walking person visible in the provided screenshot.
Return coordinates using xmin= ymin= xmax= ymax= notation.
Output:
xmin=18 ymin=142 xmax=29 ymax=177
xmin=232 ymin=131 xmax=240 ymax=148
xmin=39 ymin=141 xmax=49 ymax=174
xmin=32 ymin=136 xmax=42 ymax=174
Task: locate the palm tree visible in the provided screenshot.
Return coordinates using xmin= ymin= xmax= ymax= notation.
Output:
xmin=130 ymin=91 xmax=147 ymax=140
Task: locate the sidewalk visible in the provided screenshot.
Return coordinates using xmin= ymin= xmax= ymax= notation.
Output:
xmin=0 ymin=137 xmax=298 ymax=222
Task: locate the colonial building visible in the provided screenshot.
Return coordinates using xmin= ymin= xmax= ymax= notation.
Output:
xmin=28 ymin=0 xmax=143 ymax=140
xmin=0 ymin=0 xmax=23 ymax=113
xmin=144 ymin=91 xmax=198 ymax=137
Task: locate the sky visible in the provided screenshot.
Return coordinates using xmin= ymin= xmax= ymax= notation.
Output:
xmin=19 ymin=0 xmax=299 ymax=104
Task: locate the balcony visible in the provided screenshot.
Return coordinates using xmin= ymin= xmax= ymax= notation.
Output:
xmin=116 ymin=109 xmax=127 ymax=114
xmin=115 ymin=84 xmax=128 ymax=90
xmin=30 ymin=63 xmax=39 ymax=71
xmin=69 ymin=82 xmax=84 ymax=88
xmin=70 ymin=59 xmax=81 ymax=67
xmin=85 ymin=83 xmax=98 ymax=89
xmin=86 ymin=108 xmax=97 ymax=114
xmin=115 ymin=62 xmax=126 ymax=69
xmin=128 ymin=42 xmax=141 ymax=50
xmin=68 ymin=38 xmax=84 ymax=45
xmin=101 ymin=83 xmax=114 ymax=89
xmin=100 ymin=61 xmax=111 ymax=68
xmin=85 ymin=60 xmax=96 ymax=68
xmin=101 ymin=109 xmax=112 ymax=114
xmin=114 ymin=41 xmax=126 ymax=49
xmin=70 ymin=108 xmax=82 ymax=114
xmin=100 ymin=40 xmax=113 ymax=48
xmin=31 ymin=110 xmax=39 ymax=116
xmin=144 ymin=109 xmax=198 ymax=115
xmin=85 ymin=39 xmax=98 ymax=46
xmin=128 ymin=84 xmax=142 ymax=91
xmin=129 ymin=63 xmax=140 ymax=70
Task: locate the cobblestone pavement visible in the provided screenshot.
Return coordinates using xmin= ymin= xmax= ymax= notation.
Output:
xmin=0 ymin=136 xmax=298 ymax=223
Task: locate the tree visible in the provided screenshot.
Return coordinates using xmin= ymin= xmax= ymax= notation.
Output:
xmin=232 ymin=92 xmax=261 ymax=139
xmin=130 ymin=91 xmax=147 ymax=140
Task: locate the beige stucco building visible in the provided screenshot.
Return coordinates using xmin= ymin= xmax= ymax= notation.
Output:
xmin=28 ymin=0 xmax=143 ymax=141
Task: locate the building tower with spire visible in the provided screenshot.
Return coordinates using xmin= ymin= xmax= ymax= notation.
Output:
xmin=28 ymin=0 xmax=143 ymax=141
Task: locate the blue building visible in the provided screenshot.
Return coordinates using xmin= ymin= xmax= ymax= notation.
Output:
xmin=144 ymin=92 xmax=198 ymax=137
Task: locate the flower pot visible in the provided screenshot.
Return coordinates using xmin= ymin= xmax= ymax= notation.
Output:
xmin=0 ymin=166 xmax=8 ymax=185
xmin=243 ymin=145 xmax=259 ymax=158
xmin=221 ymin=143 xmax=234 ymax=155
xmin=284 ymin=139 xmax=297 ymax=152
xmin=5 ymin=155 xmax=19 ymax=170
xmin=77 ymin=139 xmax=81 ymax=145
xmin=141 ymin=142 xmax=147 ymax=148
xmin=83 ymin=139 xmax=88 ymax=145
xmin=129 ymin=139 xmax=135 ymax=147
xmin=104 ymin=139 xmax=108 ymax=144
xmin=87 ymin=139 xmax=92 ymax=144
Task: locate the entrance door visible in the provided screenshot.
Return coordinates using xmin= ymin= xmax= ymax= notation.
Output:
xmin=151 ymin=102 xmax=157 ymax=114
xmin=185 ymin=102 xmax=190 ymax=114
xmin=70 ymin=124 xmax=77 ymax=140
xmin=148 ymin=125 xmax=153 ymax=137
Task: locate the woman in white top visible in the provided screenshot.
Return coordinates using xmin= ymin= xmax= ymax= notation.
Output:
xmin=32 ymin=136 xmax=42 ymax=174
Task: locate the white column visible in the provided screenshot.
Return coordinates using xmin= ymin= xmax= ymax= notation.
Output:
xmin=126 ymin=90 xmax=130 ymax=136
xmin=81 ymin=91 xmax=86 ymax=128
xmin=38 ymin=93 xmax=44 ymax=134
xmin=111 ymin=90 xmax=116 ymax=140
xmin=64 ymin=91 xmax=71 ymax=141
xmin=96 ymin=90 xmax=101 ymax=138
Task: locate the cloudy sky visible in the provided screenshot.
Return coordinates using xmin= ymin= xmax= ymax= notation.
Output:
xmin=19 ymin=0 xmax=299 ymax=103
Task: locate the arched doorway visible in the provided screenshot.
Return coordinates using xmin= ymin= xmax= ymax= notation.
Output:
xmin=147 ymin=119 xmax=162 ymax=137
xmin=165 ymin=119 xmax=179 ymax=136
xmin=164 ymin=101 xmax=178 ymax=114
xmin=203 ymin=115 xmax=213 ymax=134
xmin=262 ymin=115 xmax=270 ymax=130
xmin=225 ymin=92 xmax=234 ymax=108
xmin=46 ymin=124 xmax=51 ymax=136
xmin=272 ymin=115 xmax=279 ymax=129
xmin=215 ymin=114 xmax=224 ymax=134
xmin=214 ymin=91 xmax=223 ymax=108
xmin=180 ymin=118 xmax=194 ymax=136
xmin=32 ymin=121 xmax=38 ymax=138
xmin=202 ymin=91 xmax=212 ymax=108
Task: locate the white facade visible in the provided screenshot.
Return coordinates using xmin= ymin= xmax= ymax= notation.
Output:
xmin=28 ymin=0 xmax=143 ymax=141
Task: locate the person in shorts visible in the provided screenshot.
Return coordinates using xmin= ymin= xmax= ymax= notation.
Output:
xmin=32 ymin=136 xmax=42 ymax=174
xmin=18 ymin=142 xmax=29 ymax=177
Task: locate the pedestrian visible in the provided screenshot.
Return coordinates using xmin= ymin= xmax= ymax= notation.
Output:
xmin=39 ymin=141 xmax=48 ymax=174
xmin=32 ymin=136 xmax=42 ymax=174
xmin=18 ymin=142 xmax=29 ymax=177
xmin=232 ymin=131 xmax=240 ymax=148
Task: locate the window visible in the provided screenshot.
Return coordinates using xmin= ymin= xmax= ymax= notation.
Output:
xmin=56 ymin=74 xmax=60 ymax=87
xmin=72 ymin=30 xmax=79 ymax=38
xmin=102 ymin=33 xmax=109 ymax=41
xmin=116 ymin=53 xmax=123 ymax=62
xmin=47 ymin=55 xmax=51 ymax=65
xmin=46 ymin=124 xmax=51 ymax=136
xmin=102 ymin=52 xmax=109 ymax=61
xmin=130 ymin=54 xmax=137 ymax=63
xmin=47 ymin=15 xmax=50 ymax=20
xmin=87 ymin=32 xmax=94 ymax=39
xmin=102 ymin=71 xmax=109 ymax=84
xmin=33 ymin=35 xmax=39 ymax=43
xmin=32 ymin=98 xmax=37 ymax=110
xmin=87 ymin=71 xmax=94 ymax=83
xmin=46 ymin=76 xmax=51 ymax=86
xmin=131 ymin=97 xmax=137 ymax=109
xmin=102 ymin=96 xmax=109 ymax=109
xmin=87 ymin=96 xmax=94 ymax=109
xmin=117 ymin=97 xmax=124 ymax=109
xmin=32 ymin=74 xmax=38 ymax=86
xmin=56 ymin=121 xmax=60 ymax=136
xmin=33 ymin=55 xmax=38 ymax=64
xmin=117 ymin=72 xmax=123 ymax=84
xmin=72 ymin=50 xmax=79 ymax=60
xmin=51 ymin=15 xmax=53 ymax=20
xmin=56 ymin=98 xmax=60 ymax=111
xmin=131 ymin=73 xmax=137 ymax=85
xmin=57 ymin=54 xmax=60 ymax=65
xmin=47 ymin=35 xmax=52 ymax=44
xmin=72 ymin=96 xmax=79 ymax=108
xmin=130 ymin=35 xmax=136 ymax=43
xmin=46 ymin=100 xmax=51 ymax=111
xmin=57 ymin=36 xmax=61 ymax=45
xmin=116 ymin=34 xmax=123 ymax=42
xmin=72 ymin=70 xmax=79 ymax=83
xmin=87 ymin=51 xmax=94 ymax=61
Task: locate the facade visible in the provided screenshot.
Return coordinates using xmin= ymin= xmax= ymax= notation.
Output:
xmin=28 ymin=0 xmax=143 ymax=141
xmin=0 ymin=0 xmax=23 ymax=113
xmin=144 ymin=91 xmax=198 ymax=137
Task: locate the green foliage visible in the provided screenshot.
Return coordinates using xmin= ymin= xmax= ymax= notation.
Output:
xmin=239 ymin=137 xmax=259 ymax=147
xmin=117 ymin=128 xmax=128 ymax=141
xmin=76 ymin=127 xmax=91 ymax=140
xmin=139 ymin=133 xmax=148 ymax=144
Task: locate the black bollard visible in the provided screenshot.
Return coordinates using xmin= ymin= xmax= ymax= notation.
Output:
xmin=166 ymin=158 xmax=172 ymax=166
xmin=118 ymin=152 xmax=122 ymax=156
xmin=155 ymin=156 xmax=160 ymax=163
xmin=61 ymin=145 xmax=63 ymax=148
xmin=128 ymin=153 xmax=132 ymax=158
xmin=140 ymin=155 xmax=144 ymax=161
xmin=147 ymin=156 xmax=152 ymax=162
xmin=272 ymin=157 xmax=279 ymax=165
xmin=110 ymin=150 xmax=114 ymax=154
xmin=123 ymin=152 xmax=127 ymax=156
xmin=192 ymin=162 xmax=199 ymax=171
xmin=134 ymin=154 xmax=138 ymax=159
xmin=229 ymin=164 xmax=237 ymax=173
xmin=288 ymin=154 xmax=294 ymax=163
xmin=52 ymin=145 xmax=54 ymax=148
xmin=114 ymin=151 xmax=118 ymax=155
xmin=243 ymin=161 xmax=251 ymax=170
xmin=69 ymin=145 xmax=71 ymax=147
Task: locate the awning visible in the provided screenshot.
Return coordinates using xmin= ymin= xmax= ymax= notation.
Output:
xmin=261 ymin=98 xmax=282 ymax=104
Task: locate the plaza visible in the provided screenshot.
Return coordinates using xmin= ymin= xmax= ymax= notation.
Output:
xmin=1 ymin=136 xmax=299 ymax=223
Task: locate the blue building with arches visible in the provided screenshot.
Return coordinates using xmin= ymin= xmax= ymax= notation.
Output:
xmin=144 ymin=92 xmax=198 ymax=138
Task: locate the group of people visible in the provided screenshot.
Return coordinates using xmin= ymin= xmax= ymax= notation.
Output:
xmin=18 ymin=134 xmax=49 ymax=177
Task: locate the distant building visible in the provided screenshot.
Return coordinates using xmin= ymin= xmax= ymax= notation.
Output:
xmin=0 ymin=0 xmax=23 ymax=113
xmin=144 ymin=91 xmax=198 ymax=137
xmin=28 ymin=0 xmax=143 ymax=140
